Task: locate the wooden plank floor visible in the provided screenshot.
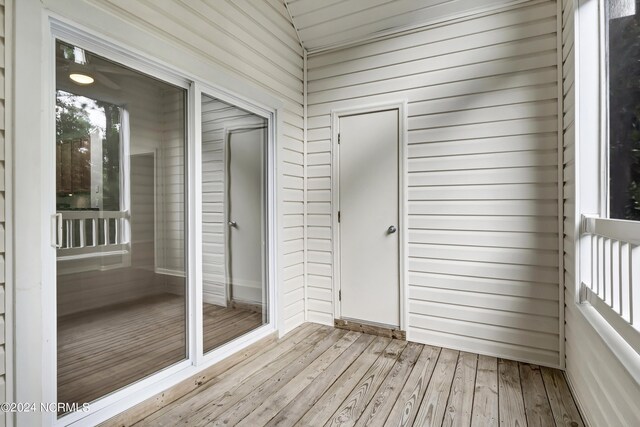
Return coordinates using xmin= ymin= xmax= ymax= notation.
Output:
xmin=58 ymin=294 xmax=263 ymax=407
xmin=107 ymin=323 xmax=583 ymax=427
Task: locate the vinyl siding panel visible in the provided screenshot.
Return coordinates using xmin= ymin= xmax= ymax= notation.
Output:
xmin=286 ymin=0 xmax=531 ymax=52
xmin=0 ymin=2 xmax=5 ymax=423
xmin=561 ymin=0 xmax=640 ymax=424
xmin=306 ymin=0 xmax=561 ymax=366
xmin=45 ymin=0 xmax=305 ymax=333
xmin=157 ymin=89 xmax=186 ymax=276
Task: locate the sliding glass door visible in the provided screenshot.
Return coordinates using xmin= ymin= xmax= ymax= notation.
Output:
xmin=55 ymin=40 xmax=187 ymax=411
xmin=52 ymin=36 xmax=273 ymax=419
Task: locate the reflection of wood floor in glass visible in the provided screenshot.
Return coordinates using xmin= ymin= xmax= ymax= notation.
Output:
xmin=203 ymin=301 xmax=264 ymax=354
xmin=57 ymin=294 xmax=263 ymax=407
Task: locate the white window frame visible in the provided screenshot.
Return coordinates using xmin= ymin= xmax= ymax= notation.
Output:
xmin=573 ymin=0 xmax=640 ymax=388
xmin=12 ymin=9 xmax=282 ymax=426
xmin=598 ymin=0 xmax=640 ymax=220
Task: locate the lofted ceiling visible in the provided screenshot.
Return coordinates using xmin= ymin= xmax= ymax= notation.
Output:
xmin=284 ymin=0 xmax=528 ymax=52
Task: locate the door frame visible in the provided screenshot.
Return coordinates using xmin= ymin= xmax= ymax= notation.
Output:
xmin=330 ymin=101 xmax=408 ymax=333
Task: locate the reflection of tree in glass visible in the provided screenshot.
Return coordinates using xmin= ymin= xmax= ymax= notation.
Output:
xmin=55 ymin=91 xmax=121 ymax=211
xmin=99 ymin=101 xmax=121 ymax=211
xmin=56 ymin=92 xmax=92 ymax=140
xmin=609 ymin=4 xmax=640 ymax=220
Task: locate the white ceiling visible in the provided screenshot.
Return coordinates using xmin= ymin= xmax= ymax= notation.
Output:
xmin=284 ymin=0 xmax=527 ymax=52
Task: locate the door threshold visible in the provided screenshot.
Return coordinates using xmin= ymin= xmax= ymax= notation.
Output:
xmin=334 ymin=318 xmax=406 ymax=340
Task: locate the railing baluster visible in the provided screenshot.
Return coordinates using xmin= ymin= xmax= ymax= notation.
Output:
xmin=92 ymin=218 xmax=98 ymax=247
xmin=598 ymin=236 xmax=604 ymax=298
xmin=621 ymin=243 xmax=631 ymax=323
xmin=103 ymin=218 xmax=110 ymax=245
xmin=66 ymin=219 xmax=72 ymax=249
xmin=114 ymin=217 xmax=119 ymax=245
xmin=79 ymin=219 xmax=86 ymax=249
xmin=70 ymin=220 xmax=76 ymax=249
xmin=632 ymin=245 xmax=640 ymax=329
xmin=612 ymin=240 xmax=621 ymax=313
xmin=591 ymin=235 xmax=597 ymax=294
xmin=605 ymin=237 xmax=608 ymax=302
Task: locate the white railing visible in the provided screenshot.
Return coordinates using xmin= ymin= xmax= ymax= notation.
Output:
xmin=57 ymin=210 xmax=130 ymax=260
xmin=581 ymin=215 xmax=640 ymax=353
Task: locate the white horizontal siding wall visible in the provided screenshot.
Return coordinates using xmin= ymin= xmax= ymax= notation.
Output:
xmin=285 ymin=0 xmax=527 ymax=52
xmin=157 ymin=88 xmax=186 ymax=278
xmin=562 ymin=0 xmax=640 ymax=424
xmin=41 ymin=0 xmax=305 ymax=334
xmin=0 ymin=1 xmax=6 ymax=423
xmin=306 ymin=0 xmax=562 ymax=366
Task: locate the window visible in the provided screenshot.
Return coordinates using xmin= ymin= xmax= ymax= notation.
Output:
xmin=55 ymin=90 xmax=124 ymax=211
xmin=605 ymin=0 xmax=640 ymax=220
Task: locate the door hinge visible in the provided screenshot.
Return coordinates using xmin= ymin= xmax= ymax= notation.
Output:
xmin=339 ymin=290 xmax=341 ymax=301
xmin=338 ymin=211 xmax=341 ymax=223
xmin=338 ymin=133 xmax=341 ymax=144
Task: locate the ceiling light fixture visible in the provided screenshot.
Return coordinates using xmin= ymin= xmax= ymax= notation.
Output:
xmin=69 ymin=73 xmax=94 ymax=85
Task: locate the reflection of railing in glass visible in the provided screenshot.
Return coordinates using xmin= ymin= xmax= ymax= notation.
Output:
xmin=57 ymin=210 xmax=130 ymax=259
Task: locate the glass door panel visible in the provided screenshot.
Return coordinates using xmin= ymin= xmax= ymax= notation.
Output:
xmin=201 ymin=94 xmax=268 ymax=354
xmin=55 ymin=40 xmax=188 ymax=411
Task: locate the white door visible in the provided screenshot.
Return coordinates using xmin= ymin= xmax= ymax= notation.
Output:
xmin=339 ymin=109 xmax=400 ymax=327
xmin=227 ymin=127 xmax=265 ymax=305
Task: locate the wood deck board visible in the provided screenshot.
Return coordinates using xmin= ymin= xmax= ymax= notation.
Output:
xmin=98 ymin=323 xmax=583 ymax=427
xmin=519 ymin=363 xmax=555 ymax=427
xmin=193 ymin=329 xmax=353 ymax=426
xmin=498 ymin=358 xmax=527 ymax=427
xmin=540 ymin=367 xmax=585 ymax=427
xmin=471 ymin=355 xmax=499 ymax=427
xmin=325 ymin=339 xmax=408 ymax=427
xmin=355 ymin=342 xmax=422 ymax=427
xmin=264 ymin=334 xmax=376 ymax=427
xmin=442 ymin=352 xmax=478 ymax=427
xmin=294 ymin=336 xmax=393 ymax=426
xmin=137 ymin=325 xmax=331 ymax=426
xmin=385 ymin=345 xmax=441 ymax=427
xmin=413 ymin=348 xmax=459 ymax=427
xmin=234 ymin=331 xmax=367 ymax=427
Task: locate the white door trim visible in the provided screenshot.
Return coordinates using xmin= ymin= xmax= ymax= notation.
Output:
xmin=330 ymin=101 xmax=408 ymax=333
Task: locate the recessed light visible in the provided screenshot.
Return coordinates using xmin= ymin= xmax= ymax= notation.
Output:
xmin=69 ymin=73 xmax=94 ymax=85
